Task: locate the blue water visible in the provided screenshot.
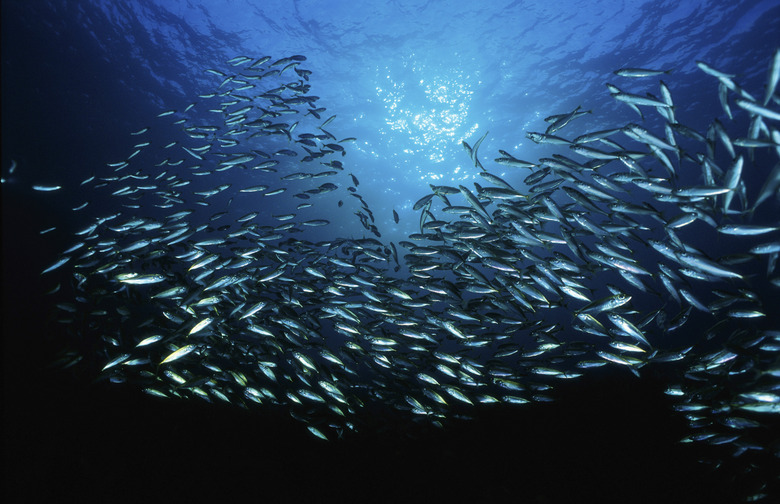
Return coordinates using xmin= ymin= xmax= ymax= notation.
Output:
xmin=3 ymin=1 xmax=780 ymax=502
xmin=5 ymin=1 xmax=778 ymax=240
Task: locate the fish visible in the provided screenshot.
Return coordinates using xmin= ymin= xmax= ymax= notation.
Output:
xmin=135 ymin=335 xmax=163 ymax=347
xmin=116 ymin=273 xmax=166 ymax=285
xmin=41 ymin=256 xmax=70 ymax=274
xmin=545 ymin=106 xmax=590 ymax=134
xmin=735 ymin=98 xmax=780 ymax=121
xmin=160 ymin=344 xmax=196 ymax=364
xmin=606 ymin=313 xmax=651 ymax=347
xmin=611 ymin=92 xmax=672 ymax=109
xmin=717 ymin=224 xmax=779 ymax=236
xmin=37 ymin=48 xmax=780 ymax=486
xmin=188 ymin=318 xmax=213 ymax=336
xmin=462 ymin=130 xmax=489 ymax=169
xmin=696 ymin=60 xmax=735 ymax=79
xmin=764 ymin=47 xmax=780 ymax=105
xmin=614 ymin=68 xmax=672 ymax=77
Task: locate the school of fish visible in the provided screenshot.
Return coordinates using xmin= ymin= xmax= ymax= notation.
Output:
xmin=35 ymin=50 xmax=780 ymax=497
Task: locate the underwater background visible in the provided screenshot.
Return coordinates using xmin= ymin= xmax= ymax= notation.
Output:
xmin=3 ymin=1 xmax=780 ymax=502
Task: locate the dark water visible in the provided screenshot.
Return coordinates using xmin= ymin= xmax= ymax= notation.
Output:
xmin=3 ymin=1 xmax=780 ymax=502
